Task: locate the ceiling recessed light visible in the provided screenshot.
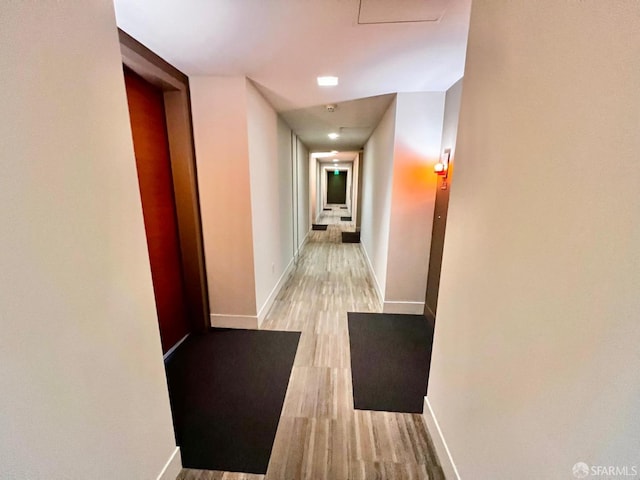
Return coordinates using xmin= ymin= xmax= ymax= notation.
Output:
xmin=317 ymin=76 xmax=339 ymax=87
xmin=332 ymin=159 xmax=339 ymax=162
xmin=331 ymin=150 xmax=338 ymax=154
xmin=328 ymin=132 xmax=339 ymax=139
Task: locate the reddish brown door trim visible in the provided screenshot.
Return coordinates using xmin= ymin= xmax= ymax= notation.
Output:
xmin=119 ymin=30 xmax=210 ymax=343
xmin=124 ymin=68 xmax=191 ymax=353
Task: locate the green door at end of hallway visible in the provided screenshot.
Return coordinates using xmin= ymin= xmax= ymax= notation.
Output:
xmin=327 ymin=170 xmax=347 ymax=204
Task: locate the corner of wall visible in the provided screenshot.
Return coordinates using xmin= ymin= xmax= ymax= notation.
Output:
xmin=383 ymin=92 xmax=445 ymax=308
xmin=359 ymin=243 xmax=384 ymax=309
xmin=190 ymin=75 xmax=258 ymax=327
xmin=256 ymin=253 xmax=296 ymax=327
xmin=359 ymin=98 xmax=397 ymax=302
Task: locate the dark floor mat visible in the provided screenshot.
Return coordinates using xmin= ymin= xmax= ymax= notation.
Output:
xmin=341 ymin=231 xmax=360 ymax=243
xmin=347 ymin=313 xmax=433 ymax=413
xmin=165 ymin=328 xmax=300 ymax=474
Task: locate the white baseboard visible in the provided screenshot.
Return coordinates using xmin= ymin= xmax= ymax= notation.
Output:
xmin=297 ymin=229 xmax=310 ymax=253
xmin=383 ymin=301 xmax=425 ymax=315
xmin=210 ymin=313 xmax=258 ymax=329
xmin=291 ymin=230 xmax=310 ymax=270
xmin=156 ymin=446 xmax=182 ymax=480
xmin=423 ymin=397 xmax=460 ymax=480
xmin=257 ymin=255 xmax=296 ymax=327
xmin=359 ymin=243 xmax=383 ymax=309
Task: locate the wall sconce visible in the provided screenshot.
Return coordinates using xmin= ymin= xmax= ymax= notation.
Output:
xmin=434 ymin=150 xmax=450 ymax=178
xmin=434 ymin=162 xmax=447 ymax=175
xmin=435 ymin=149 xmax=451 ymax=190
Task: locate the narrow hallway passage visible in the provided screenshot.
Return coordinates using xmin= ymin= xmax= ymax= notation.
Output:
xmin=179 ymin=208 xmax=444 ymax=480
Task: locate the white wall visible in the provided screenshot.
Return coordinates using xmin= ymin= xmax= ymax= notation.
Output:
xmin=309 ymin=156 xmax=318 ymax=224
xmin=360 ymin=93 xmax=446 ymax=312
xmin=360 ymin=98 xmax=397 ymax=302
xmin=190 ymin=77 xmax=258 ymax=327
xmin=440 ymin=79 xmax=463 ymax=165
xmin=191 ymin=78 xmax=305 ymax=326
xmin=0 ymin=2 xmax=179 ymax=479
xmin=246 ymin=81 xmax=295 ymax=320
xmin=316 ymin=160 xmax=323 ymax=221
xmin=296 ymin=137 xmax=310 ymax=249
xmin=384 ymin=92 xmax=445 ymax=314
xmin=351 ymin=154 xmax=361 ymax=226
xmin=427 ymin=2 xmax=640 ymax=479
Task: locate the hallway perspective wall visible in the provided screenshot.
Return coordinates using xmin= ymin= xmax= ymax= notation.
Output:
xmin=246 ymin=82 xmax=295 ymax=321
xmin=190 ymin=76 xmax=258 ymax=327
xmin=360 ymin=94 xmax=447 ymax=312
xmin=384 ymin=92 xmax=445 ymax=314
xmin=360 ymin=98 xmax=397 ymax=301
xmin=0 ymin=2 xmax=179 ymax=479
xmin=191 ymin=78 xmax=309 ymax=327
xmin=439 ymin=79 xmax=463 ymax=168
xmin=427 ymin=2 xmax=640 ymax=479
xmin=355 ymin=153 xmax=364 ymax=228
xmin=309 ymin=156 xmax=318 ymax=224
xmin=296 ymin=137 xmax=310 ymax=249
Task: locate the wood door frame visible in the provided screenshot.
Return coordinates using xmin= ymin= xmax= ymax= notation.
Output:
xmin=119 ymin=29 xmax=210 ymax=335
xmin=424 ymin=148 xmax=452 ymax=327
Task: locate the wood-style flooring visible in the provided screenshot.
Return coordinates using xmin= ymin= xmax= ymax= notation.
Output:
xmin=178 ymin=206 xmax=444 ymax=480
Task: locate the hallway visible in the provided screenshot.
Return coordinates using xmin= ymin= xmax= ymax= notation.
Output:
xmin=179 ymin=207 xmax=444 ymax=479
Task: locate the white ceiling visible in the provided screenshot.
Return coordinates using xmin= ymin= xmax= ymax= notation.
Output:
xmin=279 ymin=93 xmax=395 ymax=151
xmin=315 ymin=151 xmax=359 ymax=164
xmin=114 ymin=0 xmax=471 ymax=151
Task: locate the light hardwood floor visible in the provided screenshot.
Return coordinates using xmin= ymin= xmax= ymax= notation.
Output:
xmin=178 ymin=207 xmax=444 ymax=480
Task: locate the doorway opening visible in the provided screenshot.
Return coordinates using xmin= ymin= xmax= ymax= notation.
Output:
xmin=119 ymin=30 xmax=209 ymax=356
xmin=326 ymin=170 xmax=348 ymax=204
